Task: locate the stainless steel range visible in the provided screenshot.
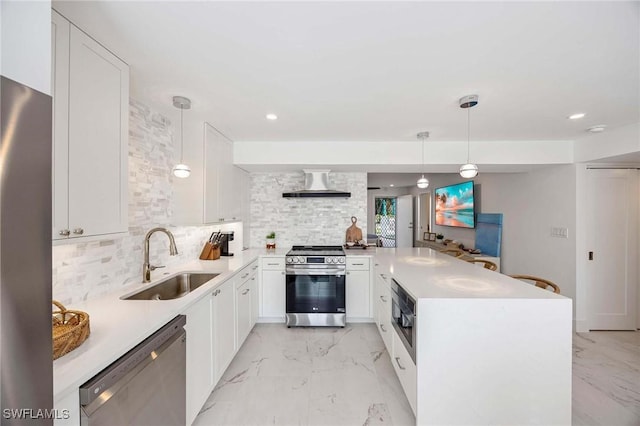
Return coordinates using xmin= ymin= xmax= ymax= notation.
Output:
xmin=285 ymin=245 xmax=346 ymax=327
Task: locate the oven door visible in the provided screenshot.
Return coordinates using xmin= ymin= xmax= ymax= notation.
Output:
xmin=286 ymin=271 xmax=346 ymax=314
xmin=390 ymin=279 xmax=416 ymax=362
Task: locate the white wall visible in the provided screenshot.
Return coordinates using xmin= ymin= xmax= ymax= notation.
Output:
xmin=52 ymin=99 xmax=239 ymax=305
xmin=0 ymin=0 xmax=51 ymax=94
xmin=235 ymin=139 xmax=574 ymax=171
xmin=249 ymin=172 xmax=367 ymax=248
xmin=574 ymin=123 xmax=640 ymax=163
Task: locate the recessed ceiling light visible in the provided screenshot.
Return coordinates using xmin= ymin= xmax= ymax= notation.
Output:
xmin=568 ymin=113 xmax=586 ymax=120
xmin=266 ymin=113 xmax=278 ymax=120
xmin=587 ymin=125 xmax=607 ymax=133
xmin=389 ymin=184 xmax=395 ymax=187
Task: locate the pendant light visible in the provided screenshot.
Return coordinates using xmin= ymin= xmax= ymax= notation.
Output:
xmin=172 ymin=96 xmax=191 ymax=178
xmin=459 ymin=94 xmax=479 ymax=179
xmin=416 ymin=131 xmax=429 ymax=189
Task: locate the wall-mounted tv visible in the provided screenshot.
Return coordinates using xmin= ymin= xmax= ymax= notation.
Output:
xmin=434 ymin=181 xmax=475 ymax=228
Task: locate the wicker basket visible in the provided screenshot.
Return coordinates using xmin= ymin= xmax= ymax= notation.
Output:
xmin=52 ymin=300 xmax=90 ymax=360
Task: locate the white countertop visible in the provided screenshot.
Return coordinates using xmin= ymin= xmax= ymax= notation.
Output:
xmin=53 ymin=249 xmax=271 ymax=399
xmin=375 ymin=247 xmax=566 ymax=301
xmin=53 ymin=245 xmax=562 ymax=400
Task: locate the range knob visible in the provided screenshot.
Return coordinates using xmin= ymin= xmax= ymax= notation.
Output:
xmin=338 ymin=257 xmax=345 ymax=264
xmin=326 ymin=257 xmax=333 ymax=264
xmin=298 ymin=256 xmax=306 ymax=264
xmin=292 ymin=257 xmax=299 ymax=263
xmin=286 ymin=257 xmax=293 ymax=263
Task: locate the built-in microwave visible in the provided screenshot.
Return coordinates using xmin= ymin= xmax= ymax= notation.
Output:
xmin=390 ymin=278 xmax=416 ymax=363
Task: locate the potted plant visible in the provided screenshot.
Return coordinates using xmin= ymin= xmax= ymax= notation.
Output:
xmin=266 ymin=231 xmax=276 ymax=249
xmin=436 ymin=233 xmax=444 ymax=243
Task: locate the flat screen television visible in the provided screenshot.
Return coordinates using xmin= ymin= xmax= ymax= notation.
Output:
xmin=434 ymin=181 xmax=475 ymax=228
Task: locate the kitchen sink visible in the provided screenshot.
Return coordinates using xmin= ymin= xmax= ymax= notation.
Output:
xmin=122 ymin=273 xmax=219 ymax=300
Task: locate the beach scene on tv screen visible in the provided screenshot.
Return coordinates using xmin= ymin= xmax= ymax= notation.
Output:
xmin=435 ymin=182 xmax=475 ymax=228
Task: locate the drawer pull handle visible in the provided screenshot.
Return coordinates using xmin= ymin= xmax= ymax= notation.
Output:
xmin=380 ymin=296 xmax=387 ymax=303
xmin=380 ymin=274 xmax=387 ymax=280
xmin=241 ymin=273 xmax=249 ymax=279
xmin=267 ymin=263 xmax=279 ymax=266
xmin=394 ymin=357 xmax=406 ymax=370
xmin=351 ymin=263 xmax=364 ymax=266
xmin=59 ymin=229 xmax=71 ymax=236
xmin=252 ymin=265 xmax=258 ymax=270
xmin=242 ymin=289 xmax=250 ymax=295
xmin=380 ymin=324 xmax=387 ymax=333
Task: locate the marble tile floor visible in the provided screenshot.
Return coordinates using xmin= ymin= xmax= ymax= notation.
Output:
xmin=573 ymin=331 xmax=640 ymax=426
xmin=194 ymin=325 xmax=640 ymax=426
xmin=193 ymin=324 xmax=415 ymax=426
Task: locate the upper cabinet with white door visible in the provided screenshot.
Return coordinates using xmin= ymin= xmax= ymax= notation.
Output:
xmin=51 ymin=11 xmax=129 ymax=241
xmin=173 ymin=122 xmax=247 ymax=225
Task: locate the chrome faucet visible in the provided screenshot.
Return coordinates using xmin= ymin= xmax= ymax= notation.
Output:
xmin=143 ymin=227 xmax=178 ymax=283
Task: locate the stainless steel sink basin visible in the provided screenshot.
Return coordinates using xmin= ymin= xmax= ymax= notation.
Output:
xmin=122 ymin=273 xmax=219 ymax=300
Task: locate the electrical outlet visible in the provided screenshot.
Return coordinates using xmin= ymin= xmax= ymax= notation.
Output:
xmin=550 ymin=227 xmax=569 ymax=238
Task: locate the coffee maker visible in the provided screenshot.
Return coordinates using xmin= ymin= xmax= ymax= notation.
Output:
xmin=220 ymin=231 xmax=234 ymax=257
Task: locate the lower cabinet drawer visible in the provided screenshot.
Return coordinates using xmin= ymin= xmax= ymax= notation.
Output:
xmin=392 ymin=331 xmax=417 ymax=416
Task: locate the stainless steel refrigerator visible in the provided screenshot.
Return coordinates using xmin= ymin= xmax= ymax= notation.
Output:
xmin=1 ymin=76 xmax=53 ymax=424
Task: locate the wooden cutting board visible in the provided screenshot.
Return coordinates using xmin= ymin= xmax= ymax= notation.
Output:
xmin=345 ymin=216 xmax=363 ymax=242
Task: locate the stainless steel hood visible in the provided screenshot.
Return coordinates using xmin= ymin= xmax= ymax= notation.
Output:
xmin=282 ymin=169 xmax=351 ymax=198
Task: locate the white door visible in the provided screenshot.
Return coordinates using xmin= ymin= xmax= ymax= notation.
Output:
xmin=396 ymin=195 xmax=413 ymax=248
xmin=587 ymin=169 xmax=639 ymax=330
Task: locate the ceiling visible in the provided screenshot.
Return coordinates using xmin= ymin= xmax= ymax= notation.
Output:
xmin=53 ymin=1 xmax=639 ymax=145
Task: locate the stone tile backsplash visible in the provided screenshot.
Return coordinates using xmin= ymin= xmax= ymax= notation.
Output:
xmin=249 ymin=172 xmax=367 ymax=248
xmin=52 ymin=99 xmax=240 ymax=305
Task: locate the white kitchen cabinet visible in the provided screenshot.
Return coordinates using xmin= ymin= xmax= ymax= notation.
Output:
xmin=346 ymin=257 xmax=372 ymax=320
xmin=391 ymin=330 xmax=417 ymax=415
xmin=376 ymin=270 xmax=393 ymax=353
xmin=51 ymin=10 xmax=129 ymax=241
xmin=212 ymin=279 xmax=236 ymax=383
xmin=174 ymin=122 xmax=246 ymax=225
xmin=235 ymin=263 xmax=256 ymax=347
xmin=260 ymin=257 xmax=286 ymax=321
xmin=245 ymin=260 xmax=260 ymax=327
xmin=184 ymin=295 xmax=214 ymax=425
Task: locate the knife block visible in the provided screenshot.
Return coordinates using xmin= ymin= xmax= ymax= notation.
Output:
xmin=199 ymin=242 xmax=221 ymax=260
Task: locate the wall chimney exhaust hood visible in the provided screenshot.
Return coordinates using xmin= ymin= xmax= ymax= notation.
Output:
xmin=282 ymin=169 xmax=351 ymax=198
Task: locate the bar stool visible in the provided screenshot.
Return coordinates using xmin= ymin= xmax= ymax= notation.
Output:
xmin=509 ymin=274 xmax=561 ymax=294
xmin=439 ymin=248 xmax=465 ymax=258
xmin=466 ymin=259 xmax=498 ymax=271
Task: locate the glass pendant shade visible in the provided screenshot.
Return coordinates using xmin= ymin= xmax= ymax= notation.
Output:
xmin=173 ymin=163 xmax=191 ymax=178
xmin=173 ymin=96 xmax=191 ymax=179
xmin=459 ymin=95 xmax=479 ymax=179
xmin=417 ymin=175 xmax=429 ymax=189
xmin=459 ymin=163 xmax=478 ymax=179
xmin=416 ymin=131 xmax=429 ymax=189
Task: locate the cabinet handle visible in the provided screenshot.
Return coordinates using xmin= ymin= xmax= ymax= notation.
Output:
xmin=242 ymin=289 xmax=250 ymax=295
xmin=375 ymin=263 xmax=379 ymax=266
xmin=59 ymin=229 xmax=71 ymax=237
xmin=73 ymin=228 xmax=84 ymax=235
xmin=351 ymin=263 xmax=364 ymax=266
xmin=346 ymin=271 xmax=350 ymax=275
xmin=241 ymin=273 xmax=249 ymax=279
xmin=281 ymin=271 xmax=285 ymax=275
xmin=252 ymin=265 xmax=259 ymax=270
xmin=380 ymin=324 xmax=387 ymax=333
xmin=251 ymin=277 xmax=256 ymax=281
xmin=380 ymin=274 xmax=387 ymax=280
xmin=212 ymin=289 xmax=220 ymax=296
xmin=380 ymin=296 xmax=387 ymax=303
xmin=394 ymin=357 xmax=406 ymax=370
xmin=267 ymin=263 xmax=279 ymax=266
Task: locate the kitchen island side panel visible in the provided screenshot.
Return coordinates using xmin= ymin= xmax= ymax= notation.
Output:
xmin=416 ymin=297 xmax=572 ymax=426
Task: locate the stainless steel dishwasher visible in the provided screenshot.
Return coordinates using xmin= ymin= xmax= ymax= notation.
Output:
xmin=79 ymin=315 xmax=186 ymax=426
